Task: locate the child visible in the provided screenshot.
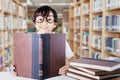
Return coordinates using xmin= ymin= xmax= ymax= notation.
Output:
xmin=33 ymin=5 xmax=74 ymax=75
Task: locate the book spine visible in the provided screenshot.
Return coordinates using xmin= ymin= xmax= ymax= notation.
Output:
xmin=32 ymin=34 xmax=42 ymax=79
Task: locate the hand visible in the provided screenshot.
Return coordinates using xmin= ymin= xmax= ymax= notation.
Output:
xmin=58 ymin=65 xmax=69 ymax=75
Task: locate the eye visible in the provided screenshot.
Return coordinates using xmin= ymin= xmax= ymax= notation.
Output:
xmin=47 ymin=18 xmax=52 ymax=21
xmin=39 ymin=18 xmax=43 ymax=21
xmin=47 ymin=16 xmax=54 ymax=22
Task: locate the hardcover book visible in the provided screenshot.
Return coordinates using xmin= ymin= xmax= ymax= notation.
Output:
xmin=68 ymin=67 xmax=120 ymax=80
xmin=70 ymin=58 xmax=120 ymax=71
xmin=14 ymin=33 xmax=65 ymax=80
xmin=67 ymin=72 xmax=95 ymax=80
xmin=72 ymin=66 xmax=120 ymax=76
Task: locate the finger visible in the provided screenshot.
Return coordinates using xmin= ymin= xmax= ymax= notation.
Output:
xmin=59 ymin=70 xmax=67 ymax=75
xmin=59 ymin=68 xmax=68 ymax=75
xmin=59 ymin=65 xmax=69 ymax=71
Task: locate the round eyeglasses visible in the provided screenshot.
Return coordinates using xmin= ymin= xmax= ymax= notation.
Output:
xmin=36 ymin=15 xmax=54 ymax=24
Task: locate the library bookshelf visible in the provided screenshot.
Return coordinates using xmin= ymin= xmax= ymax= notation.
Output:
xmin=62 ymin=9 xmax=69 ymax=40
xmin=0 ymin=0 xmax=27 ymax=71
xmin=27 ymin=8 xmax=35 ymax=28
xmin=69 ymin=0 xmax=120 ymax=61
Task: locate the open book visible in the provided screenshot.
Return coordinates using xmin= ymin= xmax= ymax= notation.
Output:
xmin=0 ymin=72 xmax=36 ymax=80
xmin=45 ymin=75 xmax=76 ymax=80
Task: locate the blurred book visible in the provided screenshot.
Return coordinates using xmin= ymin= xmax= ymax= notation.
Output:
xmin=70 ymin=58 xmax=120 ymax=71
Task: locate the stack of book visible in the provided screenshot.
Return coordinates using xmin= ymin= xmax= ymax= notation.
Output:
xmin=67 ymin=58 xmax=120 ymax=80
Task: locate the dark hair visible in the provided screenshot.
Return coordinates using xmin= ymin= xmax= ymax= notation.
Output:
xmin=33 ymin=6 xmax=58 ymax=23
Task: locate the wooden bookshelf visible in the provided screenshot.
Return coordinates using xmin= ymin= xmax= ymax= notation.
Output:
xmin=0 ymin=0 xmax=27 ymax=71
xmin=62 ymin=9 xmax=69 ymax=40
xmin=27 ymin=8 xmax=35 ymax=28
xmin=69 ymin=0 xmax=120 ymax=61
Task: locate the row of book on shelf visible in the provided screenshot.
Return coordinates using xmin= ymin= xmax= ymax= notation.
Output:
xmin=79 ymin=46 xmax=101 ymax=60
xmin=77 ymin=34 xmax=120 ymax=56
xmin=105 ymin=37 xmax=120 ymax=55
xmin=0 ymin=31 xmax=13 ymax=48
xmin=73 ymin=14 xmax=120 ymax=32
xmin=106 ymin=15 xmax=120 ymax=31
xmin=74 ymin=0 xmax=120 ymax=15
xmin=92 ymin=15 xmax=120 ymax=32
xmin=0 ymin=0 xmax=26 ymax=18
xmin=106 ymin=0 xmax=120 ymax=10
xmin=82 ymin=18 xmax=89 ymax=29
xmin=93 ymin=0 xmax=102 ymax=12
xmin=74 ymin=6 xmax=81 ymax=17
xmin=78 ymin=46 xmax=120 ymax=61
xmin=74 ymin=2 xmax=90 ymax=16
xmin=67 ymin=58 xmax=120 ymax=80
xmin=82 ymin=32 xmax=89 ymax=45
xmin=0 ymin=16 xmax=27 ymax=30
xmin=0 ymin=47 xmax=13 ymax=71
xmin=92 ymin=15 xmax=102 ymax=31
xmin=93 ymin=0 xmax=120 ymax=11
xmin=91 ymin=35 xmax=101 ymax=50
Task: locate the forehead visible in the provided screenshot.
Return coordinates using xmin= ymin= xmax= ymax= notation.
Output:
xmin=38 ymin=11 xmax=53 ymax=16
xmin=36 ymin=12 xmax=54 ymax=20
xmin=49 ymin=12 xmax=53 ymax=15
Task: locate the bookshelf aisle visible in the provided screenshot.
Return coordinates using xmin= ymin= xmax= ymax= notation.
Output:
xmin=0 ymin=0 xmax=27 ymax=72
xmin=68 ymin=0 xmax=120 ymax=61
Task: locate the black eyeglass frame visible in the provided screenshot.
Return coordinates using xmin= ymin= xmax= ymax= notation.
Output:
xmin=35 ymin=15 xmax=55 ymax=24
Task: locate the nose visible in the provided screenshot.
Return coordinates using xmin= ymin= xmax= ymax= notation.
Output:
xmin=43 ymin=18 xmax=48 ymax=24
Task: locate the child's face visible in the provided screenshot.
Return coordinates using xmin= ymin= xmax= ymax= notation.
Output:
xmin=34 ymin=11 xmax=57 ymax=34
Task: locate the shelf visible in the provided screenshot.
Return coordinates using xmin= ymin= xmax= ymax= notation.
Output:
xmin=105 ymin=30 xmax=120 ymax=34
xmin=0 ymin=0 xmax=28 ymax=72
xmin=69 ymin=0 xmax=120 ymax=60
xmin=104 ymin=50 xmax=120 ymax=58
xmin=91 ymin=47 xmax=101 ymax=52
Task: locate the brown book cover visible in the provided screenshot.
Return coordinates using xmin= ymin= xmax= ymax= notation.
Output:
xmin=72 ymin=66 xmax=120 ymax=76
xmin=42 ymin=34 xmax=65 ymax=79
xmin=70 ymin=58 xmax=120 ymax=71
xmin=67 ymin=72 xmax=95 ymax=80
xmin=68 ymin=67 xmax=120 ymax=80
xmin=14 ymin=33 xmax=65 ymax=80
xmin=14 ymin=33 xmax=42 ymax=79
xmin=110 ymin=77 xmax=120 ymax=80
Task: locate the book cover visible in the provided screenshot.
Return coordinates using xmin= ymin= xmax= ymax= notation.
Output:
xmin=72 ymin=66 xmax=120 ymax=76
xmin=14 ymin=33 xmax=65 ymax=80
xmin=72 ymin=66 xmax=105 ymax=76
xmin=68 ymin=67 xmax=120 ymax=80
xmin=67 ymin=72 xmax=95 ymax=80
xmin=42 ymin=34 xmax=65 ymax=79
xmin=14 ymin=33 xmax=41 ymax=79
xmin=70 ymin=58 xmax=120 ymax=71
